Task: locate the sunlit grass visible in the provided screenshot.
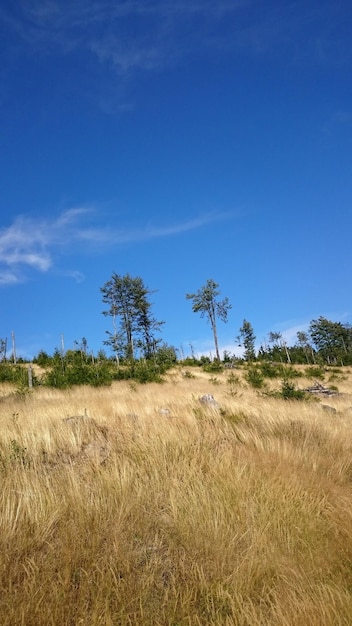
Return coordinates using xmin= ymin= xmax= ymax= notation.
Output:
xmin=0 ymin=365 xmax=352 ymax=624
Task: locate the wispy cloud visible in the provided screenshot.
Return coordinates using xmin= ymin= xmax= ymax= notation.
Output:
xmin=0 ymin=270 xmax=21 ymax=286
xmin=3 ymin=0 xmax=347 ymax=76
xmin=64 ymin=210 xmax=231 ymax=245
xmin=0 ymin=208 xmax=231 ymax=285
xmin=2 ymin=1 xmax=244 ymax=72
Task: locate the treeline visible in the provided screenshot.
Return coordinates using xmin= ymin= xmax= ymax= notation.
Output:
xmin=241 ymin=317 xmax=352 ymax=367
xmin=0 ymin=274 xmax=351 ymax=389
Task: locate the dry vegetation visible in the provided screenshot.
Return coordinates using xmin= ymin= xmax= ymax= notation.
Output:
xmin=1 ymin=365 xmax=352 ymax=625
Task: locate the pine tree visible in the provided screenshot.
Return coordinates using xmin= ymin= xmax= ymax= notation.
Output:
xmin=101 ymin=273 xmax=163 ymax=361
xmin=237 ymin=319 xmax=256 ymax=361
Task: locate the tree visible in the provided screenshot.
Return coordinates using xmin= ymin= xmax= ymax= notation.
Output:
xmin=309 ymin=317 xmax=352 ymax=364
xmin=0 ymin=338 xmax=7 ymax=362
xmin=237 ymin=319 xmax=256 ymax=361
xmin=101 ymin=273 xmax=163 ymax=361
xmin=186 ymin=279 xmax=231 ymax=361
xmin=295 ymin=331 xmax=313 ymax=364
xmin=267 ymin=331 xmax=291 ymax=363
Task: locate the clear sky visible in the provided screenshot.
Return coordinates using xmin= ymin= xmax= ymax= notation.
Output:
xmin=1 ymin=0 xmax=351 ymax=360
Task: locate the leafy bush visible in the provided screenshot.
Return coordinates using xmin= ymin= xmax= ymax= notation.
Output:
xmin=220 ymin=408 xmax=247 ymax=425
xmin=9 ymin=439 xmax=30 ymax=468
xmin=284 ymin=366 xmax=301 ymax=378
xmin=305 ymin=366 xmax=326 ymax=380
xmin=266 ymin=379 xmax=307 ymax=401
xmin=154 ymin=344 xmax=177 ymax=368
xmin=33 ymin=350 xmax=52 ymax=367
xmin=43 ymin=361 xmax=113 ymax=388
xmin=280 ymin=380 xmax=307 ymax=400
xmin=258 ymin=362 xmax=282 ymax=378
xmin=42 ymin=365 xmax=72 ymax=389
xmin=202 ymin=361 xmax=223 ymax=373
xmin=41 ymin=353 xmax=172 ymax=388
xmin=180 ymin=357 xmax=202 ymax=367
xmin=0 ymin=363 xmax=38 ymax=387
xmin=132 ymin=361 xmax=163 ymax=383
xmin=227 ymin=372 xmax=240 ymax=397
xmin=258 ymin=363 xmax=300 ymax=379
xmin=182 ymin=370 xmax=196 ymax=379
xmin=245 ymin=366 xmax=265 ymax=389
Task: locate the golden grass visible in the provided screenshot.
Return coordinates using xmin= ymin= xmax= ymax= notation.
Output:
xmin=0 ymin=366 xmax=352 ymax=625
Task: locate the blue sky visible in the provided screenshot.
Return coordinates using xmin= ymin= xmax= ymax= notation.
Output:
xmin=1 ymin=0 xmax=351 ymax=360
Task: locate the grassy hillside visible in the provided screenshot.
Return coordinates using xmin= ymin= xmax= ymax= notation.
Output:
xmin=0 ymin=365 xmax=352 ymax=625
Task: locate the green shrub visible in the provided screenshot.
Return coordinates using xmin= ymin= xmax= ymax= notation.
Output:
xmin=283 ymin=366 xmax=301 ymax=378
xmin=9 ymin=439 xmax=30 ymax=468
xmin=33 ymin=350 xmax=52 ymax=367
xmin=41 ymin=356 xmax=168 ymax=388
xmin=182 ymin=370 xmax=196 ymax=379
xmin=0 ymin=363 xmax=37 ymax=387
xmin=202 ymin=361 xmax=223 ymax=373
xmin=220 ymin=408 xmax=247 ymax=425
xmin=43 ymin=361 xmax=113 ymax=388
xmin=245 ymin=366 xmax=265 ymax=389
xmin=305 ymin=366 xmax=325 ymax=380
xmin=280 ymin=380 xmax=306 ymax=400
xmin=132 ymin=361 xmax=163 ymax=383
xmin=258 ymin=362 xmax=282 ymax=378
xmin=266 ymin=379 xmax=307 ymax=401
xmin=227 ymin=372 xmax=240 ymax=397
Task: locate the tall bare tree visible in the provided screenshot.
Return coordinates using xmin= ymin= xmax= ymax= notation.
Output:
xmin=186 ymin=279 xmax=231 ymax=361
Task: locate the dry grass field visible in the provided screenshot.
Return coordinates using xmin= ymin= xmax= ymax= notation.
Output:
xmin=0 ymin=365 xmax=352 ymax=625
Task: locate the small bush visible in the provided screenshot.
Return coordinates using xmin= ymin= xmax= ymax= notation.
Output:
xmin=305 ymin=366 xmax=326 ymax=380
xmin=220 ymin=408 xmax=247 ymax=424
xmin=280 ymin=380 xmax=306 ymax=400
xmin=182 ymin=370 xmax=196 ymax=379
xmin=259 ymin=362 xmax=282 ymax=378
xmin=283 ymin=366 xmax=301 ymax=378
xmin=0 ymin=364 xmax=37 ymax=387
xmin=132 ymin=362 xmax=163 ymax=383
xmin=180 ymin=357 xmax=202 ymax=367
xmin=202 ymin=361 xmax=223 ymax=373
xmin=227 ymin=372 xmax=239 ymax=397
xmin=9 ymin=439 xmax=31 ymax=468
xmin=245 ymin=366 xmax=265 ymax=389
xmin=266 ymin=380 xmax=307 ymax=401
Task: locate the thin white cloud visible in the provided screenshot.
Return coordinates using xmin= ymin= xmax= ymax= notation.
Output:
xmin=55 ymin=207 xmax=93 ymax=226
xmin=2 ymin=0 xmax=244 ymax=67
xmin=73 ymin=211 xmax=232 ymax=244
xmin=111 ymin=212 xmax=229 ymax=243
xmin=60 ymin=270 xmax=86 ymax=283
xmin=182 ymin=338 xmax=242 ymax=360
xmin=0 ymin=208 xmax=232 ymax=285
xmin=142 ymin=214 xmax=223 ymax=238
xmin=3 ymin=0 xmax=346 ymax=76
xmin=0 ymin=270 xmax=21 ymax=286
xmin=280 ymin=323 xmax=310 ymax=346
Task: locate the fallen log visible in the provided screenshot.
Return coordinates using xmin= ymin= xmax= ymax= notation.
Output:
xmin=304 ymin=381 xmax=338 ymax=396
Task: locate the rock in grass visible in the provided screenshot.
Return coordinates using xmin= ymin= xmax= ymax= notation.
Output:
xmin=199 ymin=394 xmax=219 ymax=407
xmin=321 ymin=404 xmax=337 ymax=414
